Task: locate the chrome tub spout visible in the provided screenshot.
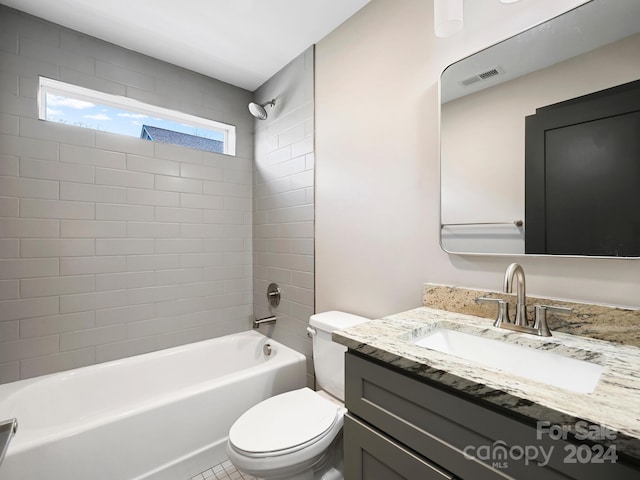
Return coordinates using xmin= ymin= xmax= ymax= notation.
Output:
xmin=253 ymin=315 xmax=277 ymax=328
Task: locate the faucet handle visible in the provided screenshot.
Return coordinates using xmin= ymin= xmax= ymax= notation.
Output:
xmin=476 ymin=297 xmax=510 ymax=328
xmin=476 ymin=296 xmax=503 ymax=305
xmin=537 ymin=305 xmax=571 ymax=314
xmin=533 ymin=305 xmax=572 ymax=337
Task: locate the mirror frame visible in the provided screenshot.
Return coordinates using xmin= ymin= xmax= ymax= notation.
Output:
xmin=438 ymin=0 xmax=640 ymax=259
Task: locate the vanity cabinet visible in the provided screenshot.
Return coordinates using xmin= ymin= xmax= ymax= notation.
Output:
xmin=344 ymin=352 xmax=639 ymax=480
xmin=344 ymin=414 xmax=455 ymax=480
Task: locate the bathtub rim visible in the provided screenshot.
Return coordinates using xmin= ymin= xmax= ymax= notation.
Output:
xmin=0 ymin=330 xmax=306 ymax=454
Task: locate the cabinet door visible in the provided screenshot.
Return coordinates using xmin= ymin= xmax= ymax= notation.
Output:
xmin=346 ymin=352 xmax=640 ymax=480
xmin=525 ymin=79 xmax=640 ymax=255
xmin=344 ymin=414 xmax=455 ymax=480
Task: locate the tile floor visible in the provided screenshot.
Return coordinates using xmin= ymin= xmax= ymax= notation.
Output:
xmin=189 ymin=459 xmax=260 ymax=480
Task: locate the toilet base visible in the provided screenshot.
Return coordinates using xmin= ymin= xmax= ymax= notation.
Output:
xmin=231 ymin=432 xmax=344 ymax=480
xmin=270 ymin=466 xmax=341 ymax=480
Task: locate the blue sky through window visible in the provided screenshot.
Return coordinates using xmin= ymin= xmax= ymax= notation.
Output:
xmin=45 ymin=93 xmax=225 ymax=142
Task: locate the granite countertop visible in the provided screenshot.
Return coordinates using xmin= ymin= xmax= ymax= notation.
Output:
xmin=332 ymin=307 xmax=640 ymax=461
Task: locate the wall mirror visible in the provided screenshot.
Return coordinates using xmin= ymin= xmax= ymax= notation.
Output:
xmin=440 ymin=0 xmax=640 ymax=257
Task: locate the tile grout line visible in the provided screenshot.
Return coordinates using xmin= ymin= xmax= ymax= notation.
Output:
xmin=189 ymin=457 xmax=260 ymax=480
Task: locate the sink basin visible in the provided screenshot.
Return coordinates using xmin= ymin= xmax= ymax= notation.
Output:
xmin=413 ymin=328 xmax=604 ymax=393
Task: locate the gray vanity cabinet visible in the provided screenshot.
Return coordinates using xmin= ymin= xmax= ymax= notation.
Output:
xmin=344 ymin=414 xmax=455 ymax=480
xmin=344 ymin=352 xmax=639 ymax=480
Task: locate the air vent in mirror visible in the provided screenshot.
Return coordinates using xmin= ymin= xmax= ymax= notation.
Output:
xmin=460 ymin=66 xmax=505 ymax=87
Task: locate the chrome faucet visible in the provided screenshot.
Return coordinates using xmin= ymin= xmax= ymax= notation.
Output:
xmin=476 ymin=263 xmax=572 ymax=337
xmin=503 ymin=263 xmax=528 ymax=326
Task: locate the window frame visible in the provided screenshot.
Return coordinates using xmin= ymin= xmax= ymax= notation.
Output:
xmin=38 ymin=77 xmax=236 ymax=156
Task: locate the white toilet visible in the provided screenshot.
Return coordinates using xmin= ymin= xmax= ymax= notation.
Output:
xmin=226 ymin=311 xmax=369 ymax=480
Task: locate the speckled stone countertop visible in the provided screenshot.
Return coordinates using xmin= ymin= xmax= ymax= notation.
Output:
xmin=423 ymin=284 xmax=640 ymax=347
xmin=333 ymin=307 xmax=640 ymax=461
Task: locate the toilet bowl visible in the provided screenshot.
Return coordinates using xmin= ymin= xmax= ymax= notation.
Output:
xmin=227 ymin=387 xmax=345 ymax=480
xmin=226 ymin=311 xmax=369 ymax=480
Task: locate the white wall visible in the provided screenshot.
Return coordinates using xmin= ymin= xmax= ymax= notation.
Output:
xmin=252 ymin=47 xmax=315 ymax=386
xmin=0 ymin=6 xmax=254 ymax=383
xmin=315 ymin=0 xmax=640 ymax=319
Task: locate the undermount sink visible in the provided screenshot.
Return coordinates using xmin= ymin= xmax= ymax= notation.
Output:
xmin=413 ymin=328 xmax=604 ymax=394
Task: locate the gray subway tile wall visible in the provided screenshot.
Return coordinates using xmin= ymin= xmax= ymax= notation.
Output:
xmin=252 ymin=47 xmax=315 ymax=387
xmin=0 ymin=5 xmax=256 ymax=384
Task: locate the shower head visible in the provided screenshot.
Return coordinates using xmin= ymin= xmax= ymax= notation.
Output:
xmin=248 ymin=99 xmax=275 ymax=120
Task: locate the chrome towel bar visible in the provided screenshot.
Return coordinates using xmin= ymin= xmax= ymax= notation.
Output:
xmin=441 ymin=220 xmax=523 ymax=228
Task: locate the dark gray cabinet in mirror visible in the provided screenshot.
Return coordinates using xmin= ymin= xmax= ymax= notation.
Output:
xmin=439 ymin=0 xmax=640 ymax=257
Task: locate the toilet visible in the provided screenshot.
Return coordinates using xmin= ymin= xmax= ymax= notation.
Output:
xmin=226 ymin=311 xmax=369 ymax=480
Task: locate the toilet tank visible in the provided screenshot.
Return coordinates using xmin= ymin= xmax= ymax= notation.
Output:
xmin=309 ymin=311 xmax=369 ymax=401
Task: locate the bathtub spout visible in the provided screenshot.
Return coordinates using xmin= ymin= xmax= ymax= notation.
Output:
xmin=0 ymin=418 xmax=18 ymax=468
xmin=253 ymin=315 xmax=277 ymax=328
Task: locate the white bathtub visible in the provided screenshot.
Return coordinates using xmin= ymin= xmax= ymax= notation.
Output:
xmin=0 ymin=330 xmax=306 ymax=480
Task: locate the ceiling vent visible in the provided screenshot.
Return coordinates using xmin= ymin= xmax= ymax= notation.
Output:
xmin=460 ymin=66 xmax=505 ymax=87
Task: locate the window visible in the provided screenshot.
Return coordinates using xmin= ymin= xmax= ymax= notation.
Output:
xmin=38 ymin=77 xmax=236 ymax=155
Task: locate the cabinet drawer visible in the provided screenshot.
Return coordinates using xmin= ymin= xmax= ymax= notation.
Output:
xmin=345 ymin=413 xmax=455 ymax=480
xmin=346 ymin=352 xmax=638 ymax=480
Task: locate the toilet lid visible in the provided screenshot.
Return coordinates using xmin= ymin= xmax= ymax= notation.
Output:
xmin=229 ymin=388 xmax=341 ymax=455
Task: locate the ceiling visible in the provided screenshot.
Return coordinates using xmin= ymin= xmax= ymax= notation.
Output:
xmin=1 ymin=0 xmax=371 ymax=91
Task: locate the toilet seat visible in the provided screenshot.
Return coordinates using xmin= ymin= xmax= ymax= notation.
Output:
xmin=229 ymin=387 xmax=344 ymax=457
